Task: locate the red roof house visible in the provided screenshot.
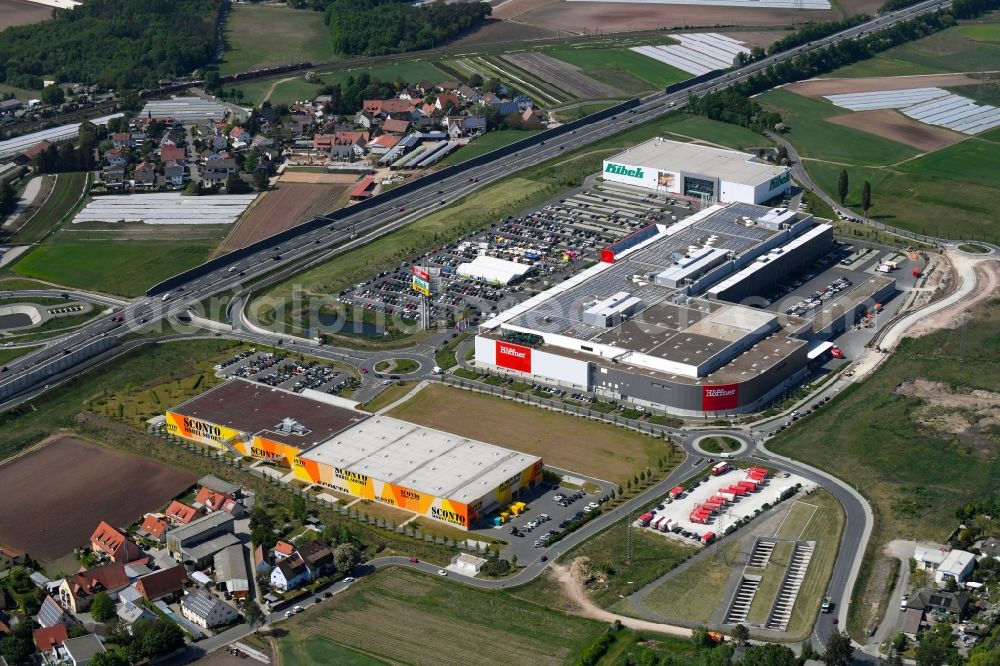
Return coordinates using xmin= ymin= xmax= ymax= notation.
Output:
xmin=165 ymin=501 xmax=199 ymax=526
xmin=134 ymin=565 xmax=188 ymax=601
xmin=138 ymin=514 xmax=168 ymax=543
xmin=90 ymin=521 xmax=141 ymax=563
xmin=34 ymin=624 xmax=68 ymax=653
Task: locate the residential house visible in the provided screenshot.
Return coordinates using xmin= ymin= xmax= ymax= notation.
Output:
xmin=382 ymin=118 xmax=410 ymax=135
xmin=488 ymin=99 xmax=520 ymax=116
xmin=159 ymin=132 xmax=180 ymax=149
xmin=520 ymin=107 xmax=544 ymax=129
xmin=273 ymin=541 xmax=295 ymax=561
xmin=0 ymin=546 xmax=19 ymax=572
xmin=444 ymin=115 xmax=486 ymax=138
xmin=117 ymin=599 xmax=156 ymax=633
xmin=200 ymin=158 xmax=239 ymax=187
xmin=58 ymin=563 xmax=130 ymax=614
xmin=366 ymin=135 xmax=399 ymax=156
xmin=914 ymin=543 xmax=949 ymax=572
xmin=980 ymin=537 xmax=1000 ymax=559
xmin=251 ymin=135 xmax=273 ymax=149
xmin=61 ymin=634 xmax=106 ymax=666
xmin=270 ymin=554 xmax=309 ymax=592
xmin=165 ymin=501 xmax=200 ymax=526
xmin=180 ymin=589 xmax=238 ymax=629
xmin=34 ymin=624 xmax=69 ymax=654
xmin=198 ymin=475 xmax=240 ymax=497
xmin=194 ymin=487 xmax=244 ymax=517
xmin=133 ymin=161 xmax=156 ymax=189
xmin=420 ymin=102 xmax=437 ymax=118
xmin=160 ymin=143 xmax=185 ymax=163
xmin=164 ymin=161 xmax=187 ymax=189
xmin=90 ymin=521 xmax=142 ymax=563
xmin=326 ymin=132 xmax=368 ymax=161
xmin=286 ymin=114 xmax=313 ymax=135
xmin=297 ymin=540 xmax=333 ymax=579
xmin=138 ymin=514 xmax=168 ymax=544
xmin=214 ymin=543 xmax=249 ymax=600
xmin=110 ymin=132 xmax=135 ymax=149
xmin=211 ymin=133 xmax=229 ymax=151
xmin=165 ymin=511 xmax=237 ymax=567
xmin=314 ymin=94 xmax=333 ymax=107
xmin=354 ymin=110 xmax=375 ymax=129
xmin=936 ymin=550 xmax=975 ymax=586
xmin=37 ymin=595 xmax=74 ymax=628
xmin=253 ymin=545 xmax=271 ymax=575
xmin=397 ymin=87 xmax=419 ymax=101
xmin=906 ymin=588 xmax=971 ymax=620
xmin=513 ymin=94 xmax=534 ymax=110
xmin=16 ymin=140 xmax=52 ymax=166
xmin=901 ymin=607 xmax=924 ymax=640
xmin=436 ymin=81 xmax=460 ymax=92
xmin=416 ymin=79 xmax=436 ymax=95
xmin=105 ymin=146 xmax=129 ymax=166
xmin=134 ymin=565 xmax=188 ymax=602
xmin=435 ymin=94 xmax=460 ymax=112
xmin=457 ymin=85 xmax=482 ymax=104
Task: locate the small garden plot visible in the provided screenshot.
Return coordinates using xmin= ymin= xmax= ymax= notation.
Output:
xmin=72 ymin=193 xmax=258 ymax=225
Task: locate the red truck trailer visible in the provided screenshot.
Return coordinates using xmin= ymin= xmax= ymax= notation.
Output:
xmin=711 ymin=461 xmax=729 ymax=476
xmin=669 ymin=485 xmax=684 ymax=499
xmin=638 ymin=512 xmax=653 ymax=526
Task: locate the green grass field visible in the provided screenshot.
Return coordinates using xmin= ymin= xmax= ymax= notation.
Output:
xmin=12 ymin=240 xmax=221 ymax=297
xmin=438 ymin=129 xmax=542 ymax=166
xmin=553 ymin=102 xmax=618 ymax=123
xmin=9 ymin=172 xmax=88 ymax=244
xmin=784 ymin=490 xmax=844 ymax=638
xmin=546 ymin=47 xmax=689 ymax=94
xmin=758 ymin=89 xmax=919 ymax=166
xmin=0 ymin=345 xmax=39 ymax=365
xmin=633 ymin=540 xmax=741 ymax=623
xmin=236 ymin=77 xmax=323 ymax=106
xmin=281 ymin=638 xmax=387 ymax=666
xmin=219 ymin=4 xmax=335 ymax=75
xmin=769 ymin=300 xmax=1000 ymax=635
xmin=827 ymin=14 xmax=1000 ymax=78
xmin=698 ymin=435 xmax=740 ymax=454
xmin=279 ymin=567 xmax=603 ymax=666
xmin=561 ymin=518 xmax=697 ymax=608
xmin=387 ymin=384 xmax=667 ymax=485
xmin=318 ymin=61 xmax=449 ymax=88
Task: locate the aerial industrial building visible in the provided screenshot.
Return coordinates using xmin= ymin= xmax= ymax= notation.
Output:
xmin=602 ymin=138 xmax=792 ymax=205
xmin=475 ymin=201 xmax=894 ymax=416
xmin=166 ymin=381 xmax=542 ymax=528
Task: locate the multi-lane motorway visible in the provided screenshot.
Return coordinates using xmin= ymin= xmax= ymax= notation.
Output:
xmin=0 ymin=0 xmax=952 ymax=657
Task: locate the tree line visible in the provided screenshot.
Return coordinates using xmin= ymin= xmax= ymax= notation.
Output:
xmin=327 ymin=0 xmax=491 ymax=57
xmin=0 ymin=0 xmax=222 ymax=91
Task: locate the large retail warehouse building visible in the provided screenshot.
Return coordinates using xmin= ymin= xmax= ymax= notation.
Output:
xmin=602 ymin=138 xmax=791 ymax=205
xmin=475 ymin=201 xmax=894 ymax=417
xmin=166 ymin=380 xmax=542 ymax=528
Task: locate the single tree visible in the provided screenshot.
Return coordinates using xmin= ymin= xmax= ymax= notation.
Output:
xmin=742 ymin=643 xmax=798 ymax=666
xmin=41 ymin=84 xmax=65 ymax=106
xmin=731 ymin=623 xmax=750 ymax=647
xmin=290 ymin=494 xmax=307 ymax=522
xmin=861 ymin=180 xmax=872 ymax=216
xmin=89 ymin=591 xmax=116 ymax=622
xmin=837 ymin=169 xmax=849 ymax=205
xmin=90 ymin=650 xmax=129 ymax=666
xmin=243 ymin=599 xmax=265 ymax=631
xmin=333 ymin=542 xmax=361 ymax=573
xmin=822 ymin=631 xmax=854 ymax=666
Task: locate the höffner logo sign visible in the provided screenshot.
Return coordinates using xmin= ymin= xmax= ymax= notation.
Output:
xmin=605 ymin=163 xmax=645 ymax=179
xmin=704 ymin=388 xmax=736 ymax=397
xmin=498 ymin=344 xmax=526 ymax=359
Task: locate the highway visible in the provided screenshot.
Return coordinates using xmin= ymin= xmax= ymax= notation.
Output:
xmin=0 ymin=0 xmax=951 ymax=405
xmin=0 ymin=0 xmax=953 ymax=658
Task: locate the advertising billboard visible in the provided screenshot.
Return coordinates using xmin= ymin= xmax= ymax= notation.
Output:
xmin=702 ymin=384 xmax=739 ymax=411
xmin=495 ymin=340 xmax=532 ymax=373
xmin=412 ymin=275 xmax=430 ymax=296
xmin=657 ymin=171 xmax=679 ymax=193
xmin=246 ymin=436 xmax=308 ymax=467
xmin=165 ymin=411 xmax=247 ymax=450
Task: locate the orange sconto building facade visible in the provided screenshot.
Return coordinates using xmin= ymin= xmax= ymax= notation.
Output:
xmin=165 ymin=380 xmax=543 ymax=529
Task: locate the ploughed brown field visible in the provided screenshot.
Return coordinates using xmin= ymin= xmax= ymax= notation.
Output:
xmin=826 ymin=109 xmax=967 ymax=151
xmin=0 ymin=436 xmax=197 ymax=561
xmin=493 ymin=0 xmax=868 ymax=34
xmin=219 ymin=181 xmax=351 ymax=251
xmin=0 ymin=0 xmax=52 ymax=30
xmin=790 ymin=73 xmax=982 ymax=97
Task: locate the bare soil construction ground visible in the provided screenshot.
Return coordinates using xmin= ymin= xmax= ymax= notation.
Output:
xmin=896 ymin=378 xmax=1000 ymax=459
xmin=788 ymin=73 xmax=983 ymax=97
xmin=0 ymin=0 xmax=52 ymax=29
xmin=826 ymin=109 xmax=966 ymax=151
xmin=0 ymin=435 xmax=197 ymax=562
xmin=496 ymin=0 xmax=847 ymax=34
xmin=279 ymin=171 xmax=361 ymax=185
xmin=501 ymin=52 xmax=621 ymax=97
xmin=220 ymin=182 xmax=351 ymax=251
xmin=906 ymin=259 xmax=1000 ymax=338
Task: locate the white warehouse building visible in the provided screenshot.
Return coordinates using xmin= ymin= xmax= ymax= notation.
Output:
xmin=602 ymin=138 xmax=791 ymax=205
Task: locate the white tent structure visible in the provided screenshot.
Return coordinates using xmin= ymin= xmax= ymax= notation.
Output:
xmin=457 ymin=256 xmax=533 ymax=285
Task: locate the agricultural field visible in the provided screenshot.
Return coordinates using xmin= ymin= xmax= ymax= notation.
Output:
xmin=450 ymin=56 xmax=567 ymax=106
xmin=769 ymin=300 xmax=1000 ymax=636
xmin=547 ymin=45 xmax=688 ymax=93
xmin=758 ymin=88 xmax=920 ymax=166
xmin=387 ymin=384 xmax=666 ymax=485
xmin=0 ymin=0 xmax=52 ymax=30
xmin=234 ymin=76 xmax=325 ymax=107
xmin=5 ymin=172 xmax=88 ymax=244
xmin=501 ymin=52 xmax=620 ymax=98
xmin=220 ymin=181 xmax=352 ymax=251
xmin=278 ymin=567 xmax=603 ymax=666
xmin=218 ymin=3 xmax=336 ymax=75
xmin=0 ymin=436 xmax=196 ymax=563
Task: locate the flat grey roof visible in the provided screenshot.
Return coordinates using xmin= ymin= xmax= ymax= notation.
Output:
xmin=301 ymin=416 xmax=540 ymax=502
xmin=183 ymin=533 xmax=241 ymax=562
xmin=609 ymin=138 xmax=788 ymax=186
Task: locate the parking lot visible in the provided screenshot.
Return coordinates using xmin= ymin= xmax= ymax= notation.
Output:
xmin=214 ymin=349 xmax=358 ymax=397
xmin=638 ymin=465 xmax=815 ymax=546
xmin=337 ymin=180 xmax=704 ymax=329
